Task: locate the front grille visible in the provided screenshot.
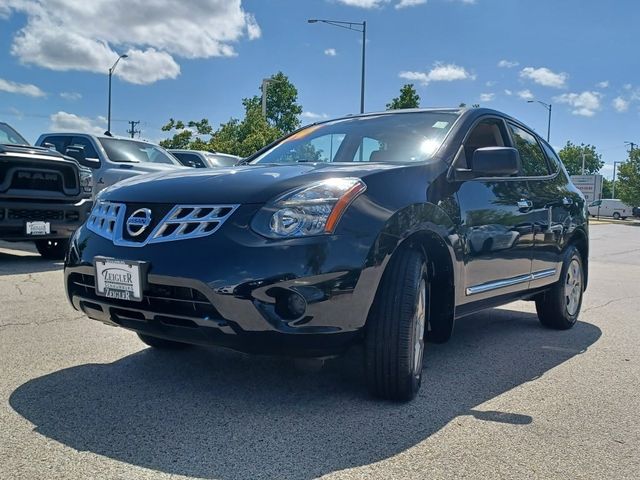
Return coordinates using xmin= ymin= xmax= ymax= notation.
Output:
xmin=8 ymin=208 xmax=64 ymax=221
xmin=0 ymin=157 xmax=78 ymax=194
xmin=68 ymin=272 xmax=221 ymax=320
xmin=87 ymin=201 xmax=239 ymax=246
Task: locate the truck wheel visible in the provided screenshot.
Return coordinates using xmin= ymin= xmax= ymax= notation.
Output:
xmin=535 ymin=246 xmax=583 ymax=330
xmin=137 ymin=333 xmax=191 ymax=349
xmin=35 ymin=239 xmax=69 ymax=260
xmin=365 ymin=248 xmax=428 ymax=401
xmin=613 ymin=212 xmax=621 ymax=220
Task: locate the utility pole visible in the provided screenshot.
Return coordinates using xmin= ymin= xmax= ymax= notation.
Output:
xmin=127 ymin=120 xmax=141 ymax=138
xmin=612 ymin=160 xmax=623 ymax=199
xmin=625 ymin=141 xmax=637 ymax=154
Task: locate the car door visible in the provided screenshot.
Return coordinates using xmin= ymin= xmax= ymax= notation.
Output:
xmin=455 ymin=117 xmax=535 ymax=303
xmin=508 ymin=126 xmax=573 ymax=288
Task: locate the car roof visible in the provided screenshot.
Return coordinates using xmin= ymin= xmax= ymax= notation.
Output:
xmin=38 ymin=132 xmax=160 ymax=145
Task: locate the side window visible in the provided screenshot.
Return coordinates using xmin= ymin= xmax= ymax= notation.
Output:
xmin=308 ymin=134 xmax=346 ymax=162
xmin=70 ymin=136 xmax=99 ymax=159
xmin=461 ymin=118 xmax=508 ymax=169
xmin=174 ymin=153 xmax=205 ymax=168
xmin=508 ymin=124 xmax=550 ymax=176
xmin=540 ymin=142 xmax=561 ymax=173
xmin=41 ymin=136 xmax=71 ymax=155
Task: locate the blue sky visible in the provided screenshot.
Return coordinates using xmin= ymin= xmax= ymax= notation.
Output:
xmin=0 ymin=0 xmax=638 ymax=177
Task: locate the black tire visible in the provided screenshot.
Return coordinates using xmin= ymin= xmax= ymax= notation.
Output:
xmin=365 ymin=248 xmax=428 ymax=401
xmin=613 ymin=212 xmax=621 ymax=220
xmin=34 ymin=239 xmax=69 ymax=260
xmin=137 ymin=333 xmax=191 ymax=349
xmin=535 ymin=246 xmax=583 ymax=330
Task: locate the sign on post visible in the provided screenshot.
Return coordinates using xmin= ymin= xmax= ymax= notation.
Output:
xmin=570 ymin=175 xmax=603 ymax=203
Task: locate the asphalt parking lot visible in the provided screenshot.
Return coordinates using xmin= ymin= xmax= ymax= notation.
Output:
xmin=1 ymin=223 xmax=638 ymax=480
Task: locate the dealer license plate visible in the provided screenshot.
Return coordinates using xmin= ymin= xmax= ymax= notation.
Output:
xmin=95 ymin=256 xmax=145 ymax=302
xmin=26 ymin=221 xmax=50 ymax=235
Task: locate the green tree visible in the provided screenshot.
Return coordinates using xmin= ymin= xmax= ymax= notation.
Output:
xmin=602 ymin=178 xmax=613 ymax=199
xmin=387 ymin=84 xmax=420 ymax=110
xmin=557 ymin=141 xmax=604 ymax=175
xmin=248 ymin=71 xmax=302 ymax=134
xmin=159 ymin=118 xmax=213 ymax=150
xmin=616 ymin=148 xmax=640 ymax=206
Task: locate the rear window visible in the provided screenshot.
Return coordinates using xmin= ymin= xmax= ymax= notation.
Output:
xmin=99 ymin=138 xmax=178 ymax=165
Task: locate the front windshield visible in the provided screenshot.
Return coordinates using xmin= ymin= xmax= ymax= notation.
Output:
xmin=0 ymin=122 xmax=29 ymax=146
xmin=98 ymin=138 xmax=179 ymax=164
xmin=251 ymin=112 xmax=458 ymax=165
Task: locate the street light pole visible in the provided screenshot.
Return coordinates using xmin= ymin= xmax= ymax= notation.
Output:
xmin=107 ymin=53 xmax=128 ymax=134
xmin=527 ymin=100 xmax=552 ymax=142
xmin=308 ymin=19 xmax=367 ymax=114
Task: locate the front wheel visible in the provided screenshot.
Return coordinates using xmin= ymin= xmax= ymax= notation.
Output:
xmin=365 ymin=248 xmax=428 ymax=401
xmin=613 ymin=212 xmax=621 ymax=220
xmin=35 ymin=239 xmax=69 ymax=260
xmin=535 ymin=246 xmax=583 ymax=330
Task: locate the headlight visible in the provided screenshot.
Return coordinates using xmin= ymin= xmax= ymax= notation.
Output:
xmin=79 ymin=167 xmax=93 ymax=195
xmin=253 ymin=177 xmax=366 ymax=238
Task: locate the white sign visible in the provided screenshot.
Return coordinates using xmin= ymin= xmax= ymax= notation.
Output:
xmin=95 ymin=257 xmax=144 ymax=302
xmin=570 ymin=175 xmax=603 ymax=203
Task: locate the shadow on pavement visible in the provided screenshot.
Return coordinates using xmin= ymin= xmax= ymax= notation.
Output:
xmin=10 ymin=308 xmax=601 ymax=480
xmin=0 ymin=251 xmax=62 ymax=276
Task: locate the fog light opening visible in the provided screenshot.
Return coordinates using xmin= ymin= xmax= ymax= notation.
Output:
xmin=275 ymin=290 xmax=307 ymax=320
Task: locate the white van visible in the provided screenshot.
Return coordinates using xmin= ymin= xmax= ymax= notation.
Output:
xmin=588 ymin=199 xmax=632 ymax=219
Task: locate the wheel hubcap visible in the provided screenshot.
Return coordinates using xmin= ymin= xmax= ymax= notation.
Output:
xmin=565 ymin=259 xmax=582 ymax=316
xmin=413 ymin=278 xmax=427 ymax=375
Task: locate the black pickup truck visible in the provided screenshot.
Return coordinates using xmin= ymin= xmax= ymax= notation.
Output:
xmin=0 ymin=122 xmax=93 ymax=259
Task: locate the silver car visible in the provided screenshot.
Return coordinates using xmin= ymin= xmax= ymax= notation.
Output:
xmin=169 ymin=149 xmax=241 ymax=168
xmin=35 ymin=133 xmax=186 ymax=195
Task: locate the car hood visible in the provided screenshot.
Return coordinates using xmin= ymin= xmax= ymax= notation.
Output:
xmin=0 ymin=143 xmax=68 ymax=159
xmin=102 ymin=162 xmax=406 ymax=204
xmin=118 ymin=162 xmax=186 ymax=174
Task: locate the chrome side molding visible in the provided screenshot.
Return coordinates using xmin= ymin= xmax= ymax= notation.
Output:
xmin=466 ymin=268 xmax=556 ymax=295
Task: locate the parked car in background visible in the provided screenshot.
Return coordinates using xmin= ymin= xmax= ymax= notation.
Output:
xmin=169 ymin=149 xmax=241 ymax=168
xmin=66 ymin=108 xmax=588 ymax=401
xmin=587 ymin=199 xmax=632 ymax=219
xmin=632 ymin=206 xmax=640 ymax=218
xmin=35 ymin=133 xmax=185 ymax=195
xmin=0 ymin=122 xmax=92 ymax=258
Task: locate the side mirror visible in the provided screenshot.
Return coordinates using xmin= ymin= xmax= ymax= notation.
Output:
xmin=43 ymin=142 xmax=56 ymax=150
xmin=65 ymin=145 xmax=99 ymax=168
xmin=472 ymin=147 xmax=521 ymax=177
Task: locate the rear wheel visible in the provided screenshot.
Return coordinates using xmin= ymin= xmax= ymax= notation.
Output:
xmin=365 ymin=248 xmax=428 ymax=401
xmin=34 ymin=239 xmax=69 ymax=260
xmin=535 ymin=246 xmax=583 ymax=330
xmin=137 ymin=333 xmax=192 ymax=349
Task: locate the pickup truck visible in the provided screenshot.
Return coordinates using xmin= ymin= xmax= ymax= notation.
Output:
xmin=35 ymin=133 xmax=185 ymax=195
xmin=0 ymin=122 xmax=93 ymax=258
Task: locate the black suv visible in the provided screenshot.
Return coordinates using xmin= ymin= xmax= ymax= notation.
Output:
xmin=65 ymin=108 xmax=588 ymax=400
xmin=0 ymin=122 xmax=93 ymax=258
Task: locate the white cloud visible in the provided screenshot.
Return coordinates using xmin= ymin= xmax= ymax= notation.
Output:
xmin=520 ymin=66 xmax=568 ymax=88
xmin=485 ymin=80 xmax=496 ymax=87
xmin=60 ymin=91 xmax=82 ymax=101
xmin=301 ymin=111 xmax=330 ymax=120
xmin=395 ymin=0 xmax=427 ymax=8
xmin=498 ymin=59 xmax=519 ymax=68
xmin=0 ymin=77 xmax=46 ymax=97
xmin=517 ymin=89 xmax=534 ymax=100
xmin=399 ymin=62 xmax=474 ymax=86
xmin=335 ymin=0 xmax=389 ymax=7
xmin=3 ymin=0 xmax=260 ymax=84
xmin=554 ymin=91 xmax=601 ymax=117
xmin=479 ymin=93 xmax=495 ymax=102
xmin=324 ymin=48 xmax=337 ymax=56
xmin=612 ymin=96 xmax=629 ymax=113
xmin=504 ymin=89 xmax=513 ymax=96
xmin=49 ymin=111 xmax=106 ymax=135
xmin=597 ymin=81 xmax=609 ymax=88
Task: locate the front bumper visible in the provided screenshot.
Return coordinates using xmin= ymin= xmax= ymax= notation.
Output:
xmin=65 ymin=205 xmax=382 ymax=356
xmin=0 ymin=198 xmax=92 ymax=241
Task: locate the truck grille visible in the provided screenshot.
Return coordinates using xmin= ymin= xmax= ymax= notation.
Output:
xmin=8 ymin=208 xmax=65 ymax=221
xmin=68 ymin=272 xmax=221 ymax=320
xmin=0 ymin=157 xmax=78 ymax=195
xmin=87 ymin=201 xmax=238 ymax=246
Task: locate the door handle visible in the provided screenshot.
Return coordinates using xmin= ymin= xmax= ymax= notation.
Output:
xmin=517 ymin=199 xmax=533 ymax=210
